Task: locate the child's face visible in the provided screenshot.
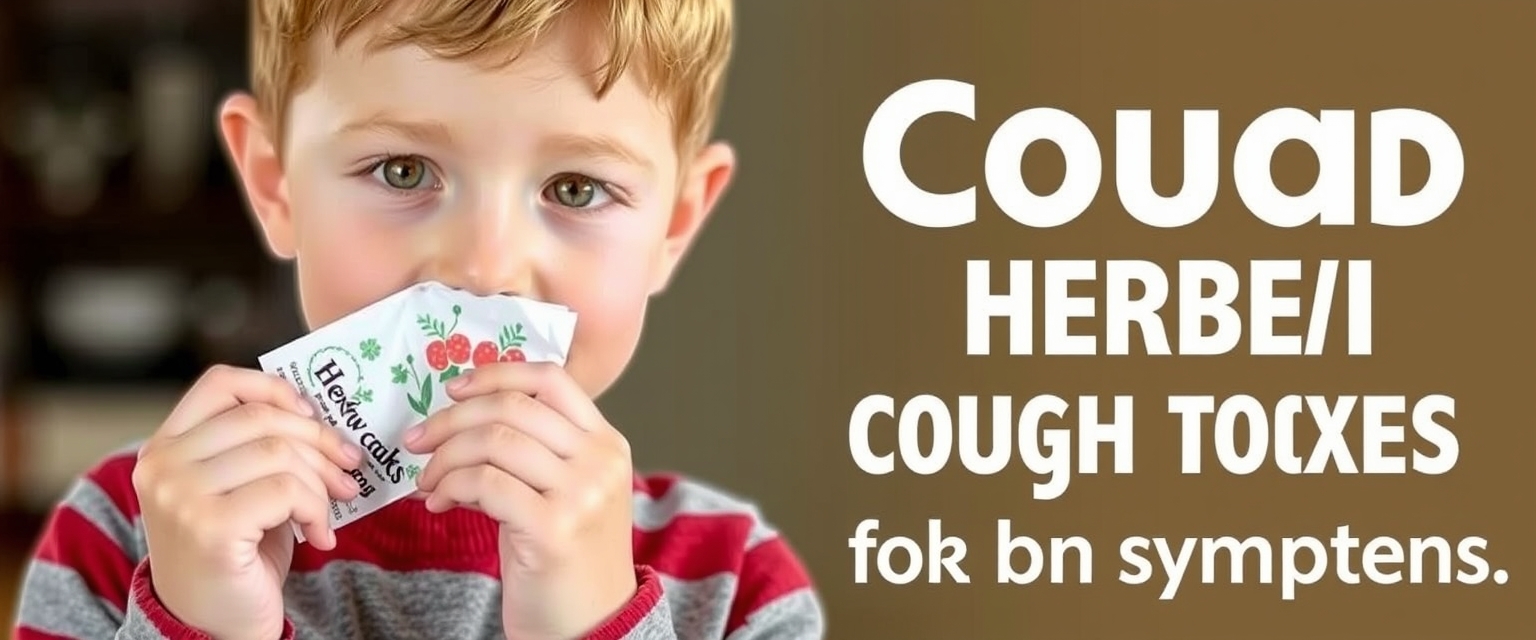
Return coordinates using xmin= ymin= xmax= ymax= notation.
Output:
xmin=222 ymin=17 xmax=735 ymax=399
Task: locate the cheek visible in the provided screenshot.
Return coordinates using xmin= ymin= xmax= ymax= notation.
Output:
xmin=567 ymin=268 xmax=651 ymax=339
xmin=545 ymin=232 xmax=663 ymax=396
xmin=289 ymin=182 xmax=423 ymax=329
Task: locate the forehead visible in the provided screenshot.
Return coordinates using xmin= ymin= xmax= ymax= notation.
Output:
xmin=285 ymin=15 xmax=678 ymax=168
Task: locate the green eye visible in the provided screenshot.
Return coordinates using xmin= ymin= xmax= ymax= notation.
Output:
xmin=378 ymin=156 xmax=430 ymax=190
xmin=550 ymin=175 xmax=598 ymax=208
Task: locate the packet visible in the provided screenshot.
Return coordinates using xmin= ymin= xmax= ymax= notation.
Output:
xmin=257 ymin=281 xmax=577 ymax=542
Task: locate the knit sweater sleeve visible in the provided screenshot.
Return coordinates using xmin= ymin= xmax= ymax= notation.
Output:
xmin=586 ymin=477 xmax=827 ymax=640
xmin=11 ymin=448 xmax=297 ymax=640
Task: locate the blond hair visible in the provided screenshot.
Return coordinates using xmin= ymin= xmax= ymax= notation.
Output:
xmin=251 ymin=0 xmax=733 ymax=156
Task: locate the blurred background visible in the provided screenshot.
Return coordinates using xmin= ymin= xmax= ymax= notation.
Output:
xmin=0 ymin=0 xmax=292 ymax=625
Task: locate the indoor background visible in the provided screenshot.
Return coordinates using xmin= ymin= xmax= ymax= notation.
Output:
xmin=4 ymin=1 xmax=1536 ymax=639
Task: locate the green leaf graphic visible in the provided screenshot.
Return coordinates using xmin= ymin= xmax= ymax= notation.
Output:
xmin=353 ymin=388 xmax=373 ymax=404
xmin=359 ymin=339 xmax=381 ymax=361
xmin=439 ymin=365 xmax=462 ymax=383
xmin=416 ymin=314 xmax=449 ymax=339
xmin=390 ymin=364 xmax=409 ymax=384
xmin=498 ymin=323 xmax=527 ymax=350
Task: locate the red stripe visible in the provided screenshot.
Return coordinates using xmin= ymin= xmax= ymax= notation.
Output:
xmin=293 ymin=501 xmax=771 ymax=585
xmin=13 ymin=627 xmax=80 ymax=640
xmin=632 ymin=473 xmax=679 ymax=499
xmin=633 ymin=512 xmax=756 ymax=581
xmin=81 ymin=451 xmax=143 ymax=522
xmin=289 ymin=530 xmax=502 ymax=576
xmin=725 ymin=537 xmax=815 ymax=634
xmin=289 ymin=500 xmax=501 ymax=576
xmin=34 ymin=507 xmax=134 ymax=611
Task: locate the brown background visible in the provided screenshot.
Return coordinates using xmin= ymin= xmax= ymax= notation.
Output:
xmin=2 ymin=0 xmax=1534 ymax=638
xmin=607 ymin=0 xmax=1536 ymax=638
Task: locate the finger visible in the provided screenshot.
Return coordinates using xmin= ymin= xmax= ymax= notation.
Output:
xmin=162 ymin=365 xmax=314 ymax=437
xmin=444 ymin=362 xmax=605 ymax=431
xmin=424 ymin=466 xmax=548 ymax=535
xmin=405 ymin=389 xmax=581 ymax=456
xmin=195 ymin=436 xmax=361 ymax=500
xmin=417 ymin=424 xmax=568 ymax=494
xmin=168 ymin=402 xmax=363 ymax=472
xmin=218 ymin=472 xmax=336 ymax=550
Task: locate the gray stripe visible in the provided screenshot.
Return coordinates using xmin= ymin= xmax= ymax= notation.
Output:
xmin=725 ymin=589 xmax=825 ymax=640
xmin=616 ymin=586 xmax=676 ymax=640
xmin=285 ymin=561 xmax=502 ymax=640
xmin=120 ymin=589 xmax=173 ymax=639
xmin=17 ymin=547 xmax=821 ymax=640
xmin=282 ymin=563 xmax=761 ymax=640
xmin=14 ymin=560 xmax=124 ymax=637
xmin=635 ymin=480 xmax=779 ymax=548
xmin=659 ymin=573 xmax=736 ymax=638
xmin=61 ymin=478 xmax=140 ymax=556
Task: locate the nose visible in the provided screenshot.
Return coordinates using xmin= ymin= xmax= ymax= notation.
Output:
xmin=426 ymin=198 xmax=540 ymax=297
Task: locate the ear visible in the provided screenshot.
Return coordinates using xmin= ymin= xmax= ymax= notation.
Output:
xmin=651 ymin=141 xmax=736 ymax=294
xmin=218 ymin=93 xmax=296 ymax=259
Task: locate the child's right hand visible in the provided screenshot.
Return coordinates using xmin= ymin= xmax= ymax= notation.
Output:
xmin=131 ymin=365 xmax=363 ymax=640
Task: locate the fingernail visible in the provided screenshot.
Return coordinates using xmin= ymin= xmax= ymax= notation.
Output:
xmin=403 ymin=425 xmax=424 ymax=445
xmin=343 ymin=442 xmax=364 ymax=464
xmin=296 ymin=400 xmax=315 ymax=417
xmin=446 ymin=373 xmax=470 ymax=392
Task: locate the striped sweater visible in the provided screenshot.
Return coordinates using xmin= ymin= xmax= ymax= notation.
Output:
xmin=11 ymin=446 xmax=825 ymax=639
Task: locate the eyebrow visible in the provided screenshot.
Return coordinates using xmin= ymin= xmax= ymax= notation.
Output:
xmin=334 ymin=114 xmax=455 ymax=146
xmin=539 ymin=133 xmax=655 ymax=176
xmin=333 ymin=115 xmax=656 ymax=174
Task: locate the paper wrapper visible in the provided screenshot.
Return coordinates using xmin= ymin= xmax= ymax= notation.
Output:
xmin=257 ymin=282 xmax=577 ymax=542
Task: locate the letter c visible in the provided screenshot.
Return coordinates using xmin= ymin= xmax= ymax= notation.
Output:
xmin=850 ymin=394 xmax=896 ymax=474
xmin=863 ymin=79 xmax=977 ymax=228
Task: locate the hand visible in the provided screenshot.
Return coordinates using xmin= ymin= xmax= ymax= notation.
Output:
xmin=403 ymin=362 xmax=637 ymax=640
xmin=133 ymin=365 xmax=363 ymax=640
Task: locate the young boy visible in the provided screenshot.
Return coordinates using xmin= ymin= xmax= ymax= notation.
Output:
xmin=11 ymin=1 xmax=825 ymax=638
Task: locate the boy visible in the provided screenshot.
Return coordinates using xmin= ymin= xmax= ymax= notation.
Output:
xmin=11 ymin=1 xmax=825 ymax=638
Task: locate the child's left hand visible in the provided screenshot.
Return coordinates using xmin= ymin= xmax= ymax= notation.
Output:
xmin=403 ymin=362 xmax=638 ymax=640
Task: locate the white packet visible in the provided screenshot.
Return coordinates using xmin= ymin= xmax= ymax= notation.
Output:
xmin=257 ymin=281 xmax=577 ymax=542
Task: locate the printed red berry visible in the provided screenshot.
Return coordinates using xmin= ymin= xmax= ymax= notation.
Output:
xmin=425 ymin=340 xmax=449 ymax=371
xmin=446 ymin=334 xmax=472 ymax=364
xmin=417 ymin=305 xmax=464 ymax=371
xmin=472 ymin=341 xmax=500 ymax=366
xmin=500 ymin=348 xmax=526 ymax=362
